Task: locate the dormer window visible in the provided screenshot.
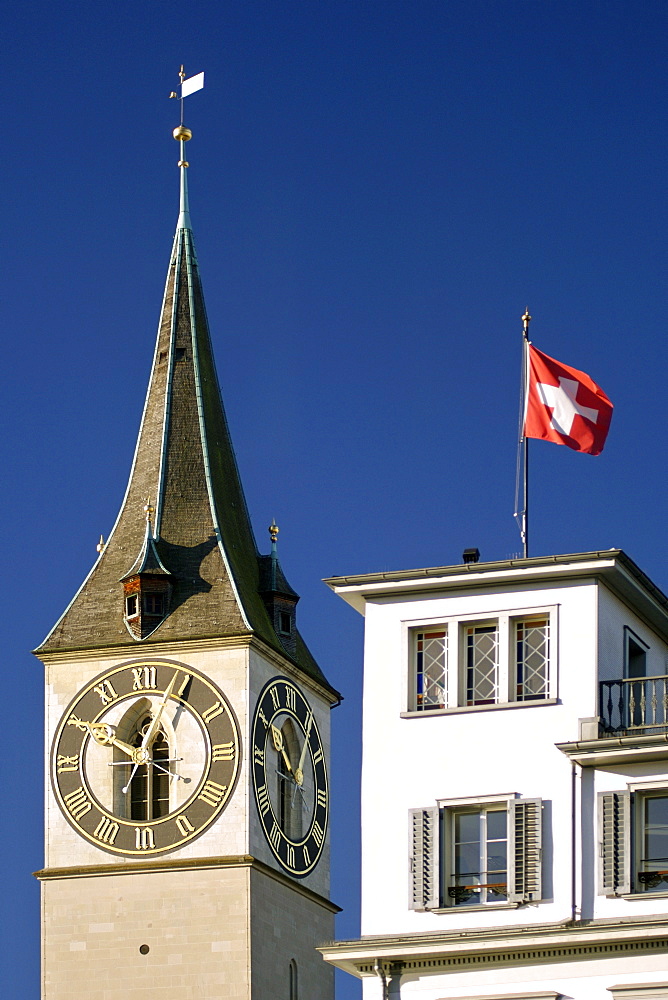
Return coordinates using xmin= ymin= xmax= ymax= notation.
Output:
xmin=279 ymin=611 xmax=292 ymax=635
xmin=126 ymin=594 xmax=139 ymax=618
xmin=143 ymin=593 xmax=165 ymax=616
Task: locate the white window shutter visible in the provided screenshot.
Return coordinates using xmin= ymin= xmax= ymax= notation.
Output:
xmin=598 ymin=790 xmax=631 ymax=895
xmin=409 ymin=807 xmax=440 ymax=910
xmin=508 ymin=797 xmax=542 ymax=903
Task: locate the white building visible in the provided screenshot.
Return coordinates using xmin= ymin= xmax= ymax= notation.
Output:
xmin=320 ymin=549 xmax=668 ymax=999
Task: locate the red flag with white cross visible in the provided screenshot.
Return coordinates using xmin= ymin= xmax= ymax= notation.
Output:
xmin=523 ymin=344 xmax=613 ymax=456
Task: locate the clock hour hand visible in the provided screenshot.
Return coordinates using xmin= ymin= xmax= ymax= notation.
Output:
xmin=271 ymin=725 xmax=295 ymax=775
xmin=88 ymin=723 xmax=137 ymax=760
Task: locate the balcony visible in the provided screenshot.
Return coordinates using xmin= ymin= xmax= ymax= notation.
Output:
xmin=601 ymin=675 xmax=668 ymax=735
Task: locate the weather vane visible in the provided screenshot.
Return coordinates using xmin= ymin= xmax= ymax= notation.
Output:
xmin=169 ymin=65 xmax=205 ymax=128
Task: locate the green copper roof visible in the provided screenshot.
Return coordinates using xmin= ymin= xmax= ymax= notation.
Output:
xmin=38 ymin=176 xmax=335 ymax=695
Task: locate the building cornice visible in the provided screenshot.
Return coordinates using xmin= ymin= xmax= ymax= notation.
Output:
xmin=557 ymin=732 xmax=668 ymax=766
xmin=35 ymin=634 xmax=339 ymax=704
xmin=324 ymin=550 xmax=668 ymax=641
xmin=33 ymin=853 xmax=340 ymax=913
xmin=318 ymin=914 xmax=668 ymax=978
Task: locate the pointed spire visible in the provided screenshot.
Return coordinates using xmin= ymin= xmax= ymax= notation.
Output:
xmin=37 ymin=103 xmax=335 ymax=694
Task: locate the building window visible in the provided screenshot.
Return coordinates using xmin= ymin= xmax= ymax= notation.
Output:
xmin=409 ymin=609 xmax=555 ymax=713
xmin=143 ymin=593 xmax=165 ymax=616
xmin=279 ymin=611 xmax=292 ymax=635
xmin=126 ymin=594 xmax=138 ymax=617
xmin=129 ymin=714 xmax=171 ymax=821
xmin=599 ymin=786 xmax=668 ymax=896
xmin=465 ymin=624 xmax=499 ymax=705
xmin=410 ymin=797 xmax=542 ymax=911
xmin=451 ymin=806 xmax=507 ymax=905
xmin=289 ymin=959 xmax=298 ymax=1000
xmin=515 ymin=617 xmax=549 ymax=700
xmin=415 ymin=629 xmax=447 ymax=710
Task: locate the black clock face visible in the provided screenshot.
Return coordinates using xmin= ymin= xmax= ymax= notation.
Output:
xmin=251 ymin=676 xmax=328 ymax=877
xmin=51 ymin=659 xmax=241 ymax=856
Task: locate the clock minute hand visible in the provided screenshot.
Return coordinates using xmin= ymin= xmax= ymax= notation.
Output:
xmin=123 ymin=672 xmax=178 ymax=794
xmin=141 ymin=671 xmax=178 ymax=751
xmin=294 ymin=713 xmax=313 ymax=787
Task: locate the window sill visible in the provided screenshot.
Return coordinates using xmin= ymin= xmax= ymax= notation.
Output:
xmin=428 ymin=901 xmax=521 ymax=914
xmin=402 ymin=698 xmax=558 ymax=719
xmin=619 ymin=890 xmax=668 ymax=901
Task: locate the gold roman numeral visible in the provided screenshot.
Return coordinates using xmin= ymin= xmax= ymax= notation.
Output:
xmin=316 ymin=788 xmax=327 ymax=809
xmin=176 ymin=815 xmax=195 ymax=837
xmin=64 ymin=786 xmax=92 ymax=822
xmin=56 ymin=754 xmax=80 ymax=774
xmin=312 ymin=746 xmax=324 ymax=766
xmin=303 ymin=843 xmax=310 ymax=867
xmin=202 ymin=702 xmax=224 ymax=724
xmin=253 ymin=745 xmax=265 ymax=766
xmin=312 ymin=821 xmax=324 ymax=848
xmin=135 ymin=827 xmax=155 ymax=850
xmin=132 ymin=666 xmax=157 ymax=691
xmin=67 ymin=714 xmax=88 ymax=732
xmin=256 ymin=783 xmax=271 ymax=816
xmin=212 ymin=742 xmax=235 ymax=762
xmin=258 ymin=708 xmax=270 ymax=729
xmin=270 ymin=686 xmax=280 ymax=710
xmin=269 ymin=822 xmax=281 ymax=850
xmin=286 ymin=844 xmax=295 ymax=868
xmin=285 ymin=685 xmax=296 ymax=712
xmin=177 ymin=673 xmax=191 ymax=698
xmin=198 ymin=780 xmax=227 ymax=808
xmin=93 ymin=680 xmax=119 ymax=706
xmin=93 ymin=817 xmax=119 ymax=845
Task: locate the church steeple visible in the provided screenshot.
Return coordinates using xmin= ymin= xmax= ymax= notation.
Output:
xmin=38 ymin=114 xmax=331 ymax=692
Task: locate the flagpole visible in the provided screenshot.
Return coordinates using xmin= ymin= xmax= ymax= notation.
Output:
xmin=514 ymin=309 xmax=531 ymax=558
xmin=521 ymin=309 xmax=531 ymax=557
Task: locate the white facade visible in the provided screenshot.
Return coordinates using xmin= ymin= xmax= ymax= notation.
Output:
xmin=320 ymin=550 xmax=668 ymax=999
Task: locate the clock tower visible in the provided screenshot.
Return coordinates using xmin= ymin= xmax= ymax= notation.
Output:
xmin=34 ymin=101 xmax=339 ymax=1000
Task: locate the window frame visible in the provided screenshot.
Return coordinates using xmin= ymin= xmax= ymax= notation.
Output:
xmin=405 ymin=606 xmax=557 ymax=715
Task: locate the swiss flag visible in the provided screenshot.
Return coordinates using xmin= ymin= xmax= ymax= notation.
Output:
xmin=523 ymin=344 xmax=613 ymax=456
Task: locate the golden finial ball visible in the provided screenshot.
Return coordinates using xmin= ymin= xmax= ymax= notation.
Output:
xmin=173 ymin=126 xmax=193 ymax=142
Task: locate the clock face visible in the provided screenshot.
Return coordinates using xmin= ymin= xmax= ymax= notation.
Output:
xmin=251 ymin=676 xmax=328 ymax=878
xmin=51 ymin=658 xmax=240 ymax=856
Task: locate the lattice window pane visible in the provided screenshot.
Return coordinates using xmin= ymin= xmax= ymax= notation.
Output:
xmin=466 ymin=624 xmax=498 ymax=705
xmin=516 ymin=618 xmax=549 ymax=700
xmin=415 ymin=629 xmax=447 ymax=711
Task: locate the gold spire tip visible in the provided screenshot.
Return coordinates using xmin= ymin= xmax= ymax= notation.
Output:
xmin=269 ymin=520 xmax=279 ymax=544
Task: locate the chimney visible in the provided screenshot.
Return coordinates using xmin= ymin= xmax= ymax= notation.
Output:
xmin=462 ymin=547 xmax=480 ymax=564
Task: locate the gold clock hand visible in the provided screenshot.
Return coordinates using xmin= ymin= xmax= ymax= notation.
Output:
xmin=141 ymin=671 xmax=178 ymax=751
xmin=123 ymin=672 xmax=178 ymax=794
xmin=271 ymin=725 xmax=294 ymax=774
xmin=88 ymin=723 xmax=140 ymax=761
xmin=294 ymin=712 xmax=313 ymax=786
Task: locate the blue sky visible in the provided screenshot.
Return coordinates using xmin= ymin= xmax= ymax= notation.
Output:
xmin=3 ymin=2 xmax=668 ymax=997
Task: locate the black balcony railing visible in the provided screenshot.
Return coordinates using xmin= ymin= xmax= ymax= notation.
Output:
xmin=600 ymin=675 xmax=668 ymax=734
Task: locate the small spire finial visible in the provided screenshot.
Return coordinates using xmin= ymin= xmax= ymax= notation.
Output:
xmin=144 ymin=497 xmax=155 ymax=525
xmin=522 ymin=307 xmax=532 ymax=339
xmin=97 ymin=534 xmax=105 ymax=553
xmin=269 ymin=519 xmax=279 ymax=547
